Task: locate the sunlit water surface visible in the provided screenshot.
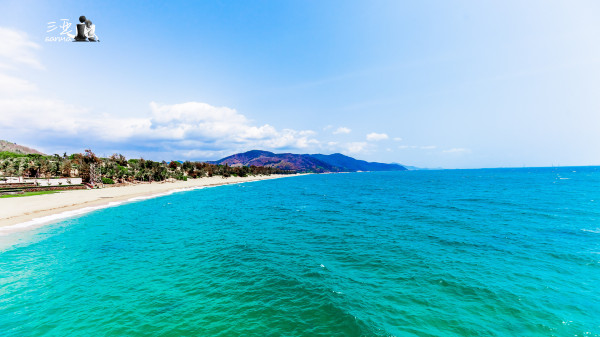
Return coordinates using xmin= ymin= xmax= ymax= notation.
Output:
xmin=1 ymin=168 xmax=599 ymax=336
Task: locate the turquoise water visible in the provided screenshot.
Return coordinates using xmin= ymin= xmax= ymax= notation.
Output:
xmin=1 ymin=168 xmax=600 ymax=336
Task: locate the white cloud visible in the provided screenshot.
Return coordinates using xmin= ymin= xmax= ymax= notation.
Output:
xmin=0 ymin=28 xmax=42 ymax=96
xmin=0 ymin=28 xmax=87 ymax=142
xmin=398 ymin=145 xmax=437 ymax=150
xmin=366 ymin=132 xmax=389 ymax=141
xmin=343 ymin=142 xmax=369 ymax=154
xmin=144 ymin=102 xmax=319 ymax=150
xmin=178 ymin=149 xmax=232 ymax=159
xmin=316 ymin=140 xmax=374 ymax=156
xmin=0 ymin=26 xmax=384 ymax=161
xmin=0 ymin=99 xmax=322 ymax=156
xmin=443 ymin=148 xmax=471 ymax=154
xmin=0 ymin=27 xmax=43 ymax=69
xmin=332 ymin=126 xmax=351 ymax=134
xmin=393 ymin=137 xmax=403 ymax=141
xmin=0 ymin=73 xmax=37 ymax=94
xmin=0 ymin=28 xmax=322 ymax=159
xmin=0 ymin=97 xmax=88 ymax=134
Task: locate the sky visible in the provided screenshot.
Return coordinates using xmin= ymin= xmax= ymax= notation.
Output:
xmin=0 ymin=0 xmax=599 ymax=168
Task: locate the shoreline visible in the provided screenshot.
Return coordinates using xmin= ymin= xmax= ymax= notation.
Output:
xmin=0 ymin=174 xmax=303 ymax=234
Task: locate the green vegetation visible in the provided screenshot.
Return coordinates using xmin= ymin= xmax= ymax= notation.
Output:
xmin=0 ymin=149 xmax=294 ymax=184
xmin=0 ymin=191 xmax=58 ymax=198
xmin=0 ymin=151 xmax=29 ymax=159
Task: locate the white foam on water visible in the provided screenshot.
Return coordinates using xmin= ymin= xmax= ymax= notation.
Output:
xmin=0 ymin=182 xmax=247 ymax=235
xmin=0 ymin=201 xmax=125 ymax=234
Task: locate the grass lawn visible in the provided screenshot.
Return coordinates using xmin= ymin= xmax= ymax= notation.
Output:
xmin=0 ymin=191 xmax=59 ymax=198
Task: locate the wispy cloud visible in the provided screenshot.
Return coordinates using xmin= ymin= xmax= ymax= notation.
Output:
xmin=342 ymin=142 xmax=369 ymax=154
xmin=443 ymin=148 xmax=471 ymax=154
xmin=0 ymin=27 xmax=43 ymax=69
xmin=332 ymin=126 xmax=351 ymax=134
xmin=366 ymin=132 xmax=389 ymax=141
xmin=0 ymin=26 xmax=420 ymax=162
xmin=0 ymin=73 xmax=37 ymax=94
xmin=0 ymin=27 xmax=325 ymax=159
xmin=0 ymin=28 xmax=42 ymax=96
xmin=398 ymin=145 xmax=437 ymax=150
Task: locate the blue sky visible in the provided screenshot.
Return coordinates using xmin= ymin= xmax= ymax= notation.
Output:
xmin=0 ymin=0 xmax=599 ymax=168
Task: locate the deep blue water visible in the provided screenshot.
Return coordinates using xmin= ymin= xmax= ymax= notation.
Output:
xmin=1 ymin=168 xmax=600 ymax=336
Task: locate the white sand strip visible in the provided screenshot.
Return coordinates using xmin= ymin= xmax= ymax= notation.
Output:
xmin=0 ymin=174 xmax=301 ymax=233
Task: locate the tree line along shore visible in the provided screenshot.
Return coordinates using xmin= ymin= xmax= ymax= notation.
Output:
xmin=0 ymin=149 xmax=295 ymax=186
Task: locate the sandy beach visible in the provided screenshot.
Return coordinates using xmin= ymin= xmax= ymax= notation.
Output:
xmin=0 ymin=174 xmax=298 ymax=232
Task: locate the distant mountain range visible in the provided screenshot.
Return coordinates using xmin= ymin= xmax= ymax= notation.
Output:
xmin=210 ymin=150 xmax=407 ymax=173
xmin=398 ymin=164 xmax=444 ymax=171
xmin=0 ymin=140 xmax=45 ymax=155
xmin=0 ymin=140 xmax=408 ymax=173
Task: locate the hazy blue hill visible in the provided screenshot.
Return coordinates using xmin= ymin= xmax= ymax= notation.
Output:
xmin=210 ymin=150 xmax=406 ymax=173
xmin=309 ymin=153 xmax=407 ymax=172
xmin=209 ymin=150 xmax=340 ymax=173
xmin=399 ymin=164 xmax=444 ymax=171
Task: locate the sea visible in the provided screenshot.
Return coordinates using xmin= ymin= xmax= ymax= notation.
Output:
xmin=1 ymin=167 xmax=599 ymax=336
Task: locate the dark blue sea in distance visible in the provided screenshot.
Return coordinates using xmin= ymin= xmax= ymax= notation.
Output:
xmin=1 ymin=168 xmax=600 ymax=336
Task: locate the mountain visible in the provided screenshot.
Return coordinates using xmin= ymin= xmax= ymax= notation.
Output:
xmin=0 ymin=140 xmax=45 ymax=155
xmin=400 ymin=164 xmax=444 ymax=171
xmin=209 ymin=150 xmax=339 ymax=173
xmin=309 ymin=153 xmax=407 ymax=172
xmin=210 ymin=150 xmax=406 ymax=173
